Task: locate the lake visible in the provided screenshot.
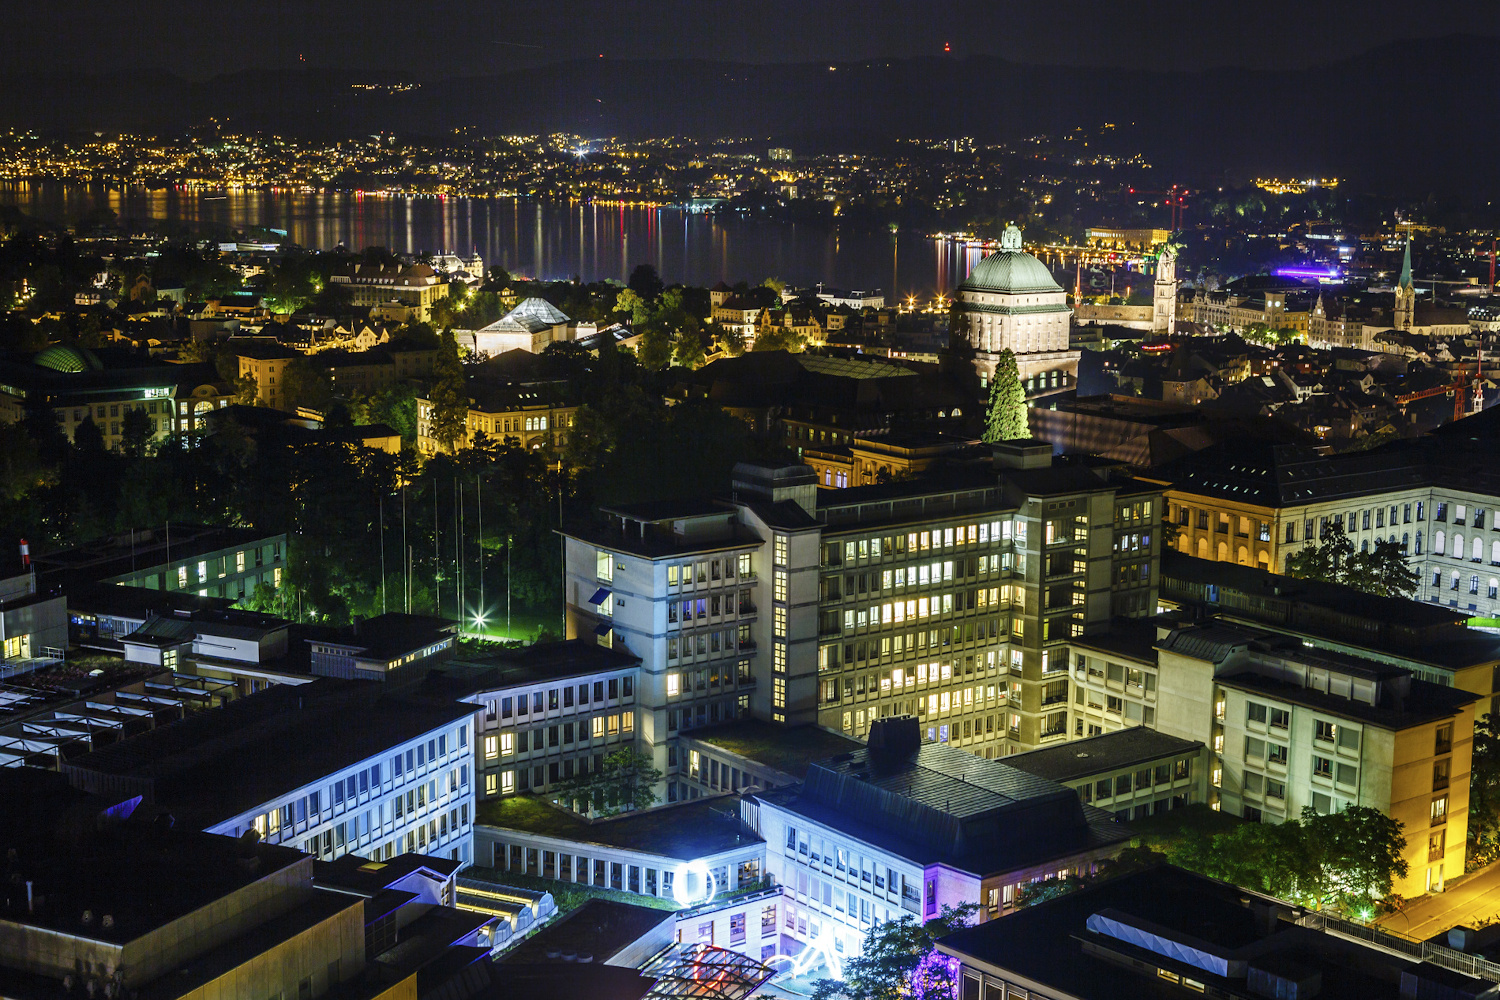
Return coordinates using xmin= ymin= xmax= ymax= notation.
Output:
xmin=0 ymin=182 xmax=997 ymax=300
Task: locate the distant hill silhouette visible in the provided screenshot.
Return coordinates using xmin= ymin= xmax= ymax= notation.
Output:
xmin=0 ymin=36 xmax=1493 ymax=198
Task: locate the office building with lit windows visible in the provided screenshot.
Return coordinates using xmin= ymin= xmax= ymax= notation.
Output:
xmin=63 ymin=678 xmax=478 ymax=865
xmin=1152 ymin=416 xmax=1500 ymax=622
xmin=0 ymin=346 xmax=232 ymax=448
xmin=34 ymin=523 xmax=287 ymax=603
xmin=1132 ymin=619 xmax=1477 ymax=899
xmin=748 ymin=716 xmax=1131 ymax=954
xmin=936 ymin=864 xmax=1482 ymax=1000
xmin=434 ymin=641 xmax=645 ymax=803
xmin=559 ymin=445 xmax=1164 ymax=784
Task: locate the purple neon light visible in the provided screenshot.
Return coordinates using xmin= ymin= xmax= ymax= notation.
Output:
xmin=1275 ymin=267 xmax=1339 ymax=279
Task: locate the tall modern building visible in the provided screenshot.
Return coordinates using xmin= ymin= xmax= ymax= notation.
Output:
xmin=558 ymin=445 xmax=1163 ymax=786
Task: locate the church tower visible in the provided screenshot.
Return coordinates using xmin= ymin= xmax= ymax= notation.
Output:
xmin=1152 ymin=244 xmax=1178 ymax=335
xmin=1393 ymin=238 xmax=1416 ymax=331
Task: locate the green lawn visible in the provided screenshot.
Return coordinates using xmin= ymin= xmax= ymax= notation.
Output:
xmin=1125 ymin=803 xmax=1245 ymax=852
xmin=686 ymin=720 xmax=860 ymax=779
xmin=458 ymin=605 xmax=561 ymax=644
xmin=476 ymin=794 xmax=750 ymax=858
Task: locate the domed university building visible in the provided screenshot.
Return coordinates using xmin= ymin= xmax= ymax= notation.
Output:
xmin=954 ymin=225 xmax=1078 ymax=391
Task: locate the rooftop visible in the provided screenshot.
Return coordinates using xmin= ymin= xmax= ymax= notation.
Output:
xmin=497 ymin=898 xmax=671 ymax=966
xmin=683 ymin=720 xmax=861 ymax=780
xmin=32 ymin=523 xmax=282 ymax=591
xmin=63 ymin=678 xmax=474 ymax=827
xmin=1217 ymin=668 xmax=1478 ymax=731
xmin=936 ymin=865 xmax=1452 ymax=1000
xmin=0 ymin=769 xmax=309 ymax=944
xmin=1068 ymin=618 xmax=1164 ymax=665
xmin=476 ymin=795 xmax=753 ymax=860
xmin=440 ymin=639 xmax=640 ymax=691
xmin=301 ymin=612 xmax=457 ymax=660
xmin=1005 ymin=728 xmax=1204 ymax=784
xmin=759 ymin=720 xmax=1129 ymax=874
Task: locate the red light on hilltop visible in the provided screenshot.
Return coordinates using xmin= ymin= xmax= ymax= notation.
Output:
xmin=944 ymin=42 xmax=951 ymax=52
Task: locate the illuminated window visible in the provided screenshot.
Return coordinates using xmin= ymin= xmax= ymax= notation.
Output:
xmin=484 ymin=773 xmax=496 ymax=795
xmin=774 ymin=642 xmax=787 ymax=674
xmin=774 ymin=678 xmax=786 ymax=709
xmin=591 ymin=716 xmax=604 ymax=738
xmin=501 ymin=771 xmax=514 ymax=794
xmin=235 ymin=551 xmax=245 ymax=572
xmin=177 ymin=566 xmax=188 ymax=589
xmin=274 ymin=567 xmax=283 ymax=587
xmin=774 ymin=534 xmax=788 ymax=567
xmin=774 ymin=570 xmax=788 ymax=602
xmin=773 ymin=606 xmax=787 ymax=638
xmin=738 ymin=553 xmax=752 ymax=577
xmin=197 ymin=560 xmax=207 ymax=583
xmin=667 ymin=673 xmax=680 ymax=697
xmin=483 ymin=736 xmax=498 ymax=760
xmin=596 ymin=550 xmax=613 ymax=582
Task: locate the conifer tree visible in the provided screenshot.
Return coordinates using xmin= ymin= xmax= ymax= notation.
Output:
xmin=428 ymin=327 xmax=468 ymax=452
xmin=983 ymin=348 xmax=1028 ymax=442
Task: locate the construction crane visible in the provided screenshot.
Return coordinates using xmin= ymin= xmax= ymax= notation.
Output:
xmin=1126 ymin=184 xmax=1190 ymax=230
xmin=1395 ymin=367 xmax=1482 ymax=423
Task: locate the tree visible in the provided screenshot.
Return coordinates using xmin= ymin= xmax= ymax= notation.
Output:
xmin=750 ymin=326 xmax=804 ymax=353
xmin=279 ymin=359 xmax=335 ymax=414
xmin=613 ymin=287 xmax=651 ymax=326
xmin=264 ymin=256 xmax=321 ymax=314
xmin=811 ymin=904 xmax=977 ymax=1000
xmin=628 ymin=264 xmax=664 ymax=303
xmin=1470 ymin=712 xmax=1500 ymax=869
xmin=427 ymin=327 xmax=468 ymax=451
xmin=1345 ymin=537 xmax=1420 ymax=599
xmin=232 ymin=372 xmax=259 ymax=405
xmin=552 ymin=747 xmax=663 ymax=817
xmin=673 ymin=329 xmax=707 ymax=369
xmin=73 ymin=416 xmax=105 ymax=453
xmin=762 ymin=276 xmax=787 ymax=297
xmin=1162 ymin=805 xmax=1406 ymax=914
xmin=1287 ymin=520 xmax=1355 ymax=585
xmin=638 ymin=326 xmax=674 ymax=370
xmin=982 ymin=349 xmax=1028 ymax=442
xmin=120 ymin=407 xmax=154 ymax=457
xmin=1288 ymin=523 xmax=1417 ymax=600
xmin=1301 ymin=806 xmax=1408 ymax=909
xmin=363 ymin=382 xmax=420 ymax=446
xmin=712 ymin=321 xmax=745 ymax=357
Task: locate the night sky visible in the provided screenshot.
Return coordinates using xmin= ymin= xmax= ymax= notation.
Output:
xmin=7 ymin=0 xmax=1499 ymax=79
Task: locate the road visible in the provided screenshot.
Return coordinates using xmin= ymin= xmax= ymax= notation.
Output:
xmin=1382 ymin=862 xmax=1500 ymax=941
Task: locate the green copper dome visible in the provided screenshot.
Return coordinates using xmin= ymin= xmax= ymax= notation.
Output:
xmin=958 ymin=225 xmax=1062 ymax=295
xmin=33 ymin=345 xmax=103 ymax=373
xmin=959 ymin=251 xmax=1063 ymax=295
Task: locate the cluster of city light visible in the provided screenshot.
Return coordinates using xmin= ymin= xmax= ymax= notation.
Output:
xmin=1254 ymin=177 xmax=1341 ymax=195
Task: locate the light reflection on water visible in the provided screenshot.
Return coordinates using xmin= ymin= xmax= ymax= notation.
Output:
xmin=0 ymin=181 xmax=992 ymax=299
